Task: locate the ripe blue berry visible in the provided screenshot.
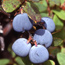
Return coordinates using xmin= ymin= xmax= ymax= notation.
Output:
xmin=13 ymin=13 xmax=33 ymax=32
xmin=29 ymin=45 xmax=49 ymax=64
xmin=33 ymin=29 xmax=53 ymax=47
xmin=41 ymin=17 xmax=55 ymax=32
xmin=12 ymin=38 xmax=31 ymax=57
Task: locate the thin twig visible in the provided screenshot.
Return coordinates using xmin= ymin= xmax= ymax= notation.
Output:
xmin=46 ymin=0 xmax=51 ymax=16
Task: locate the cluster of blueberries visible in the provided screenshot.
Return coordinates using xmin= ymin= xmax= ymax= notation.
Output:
xmin=12 ymin=13 xmax=55 ymax=64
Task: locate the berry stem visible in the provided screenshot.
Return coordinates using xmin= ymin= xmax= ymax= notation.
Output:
xmin=27 ymin=35 xmax=32 ymax=44
xmin=20 ymin=7 xmax=23 ymax=14
xmin=33 ymin=22 xmax=45 ymax=27
xmin=33 ymin=26 xmax=36 ymax=30
xmin=27 ymin=31 xmax=33 ymax=43
xmin=43 ymin=26 xmax=46 ymax=29
xmin=27 ymin=31 xmax=37 ymax=46
xmin=33 ymin=40 xmax=37 ymax=47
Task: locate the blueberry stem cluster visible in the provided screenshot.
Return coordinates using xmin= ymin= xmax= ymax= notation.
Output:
xmin=27 ymin=34 xmax=37 ymax=46
xmin=12 ymin=12 xmax=55 ymax=64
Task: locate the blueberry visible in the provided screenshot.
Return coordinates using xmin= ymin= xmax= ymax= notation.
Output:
xmin=13 ymin=13 xmax=33 ymax=32
xmin=41 ymin=17 xmax=55 ymax=32
xmin=29 ymin=45 xmax=49 ymax=63
xmin=33 ymin=29 xmax=53 ymax=47
xmin=12 ymin=38 xmax=31 ymax=57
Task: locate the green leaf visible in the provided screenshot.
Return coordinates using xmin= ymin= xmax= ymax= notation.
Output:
xmin=53 ymin=15 xmax=64 ymax=31
xmin=8 ymin=44 xmax=16 ymax=57
xmin=13 ymin=63 xmax=17 ymax=65
xmin=29 ymin=0 xmax=41 ymax=2
xmin=11 ymin=51 xmax=16 ymax=57
xmin=0 ymin=59 xmax=10 ymax=65
xmin=49 ymin=0 xmax=60 ymax=7
xmin=48 ymin=47 xmax=60 ymax=56
xmin=60 ymin=0 xmax=65 ymax=5
xmin=61 ymin=46 xmax=65 ymax=54
xmin=57 ymin=53 xmax=65 ymax=65
xmin=43 ymin=60 xmax=55 ymax=65
xmin=53 ymin=37 xmax=63 ymax=46
xmin=40 ymin=13 xmax=48 ymax=17
xmin=21 ymin=56 xmax=35 ymax=65
xmin=53 ymin=28 xmax=65 ymax=40
xmin=23 ymin=2 xmax=41 ymax=22
xmin=15 ymin=57 xmax=25 ymax=65
xmin=52 ymin=10 xmax=65 ymax=20
xmin=32 ymin=0 xmax=47 ymax=13
xmin=2 ymin=0 xmax=21 ymax=13
xmin=0 ymin=6 xmax=3 ymax=10
xmin=15 ymin=56 xmax=35 ymax=65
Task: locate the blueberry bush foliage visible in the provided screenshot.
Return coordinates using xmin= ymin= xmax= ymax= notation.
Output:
xmin=0 ymin=0 xmax=65 ymax=65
